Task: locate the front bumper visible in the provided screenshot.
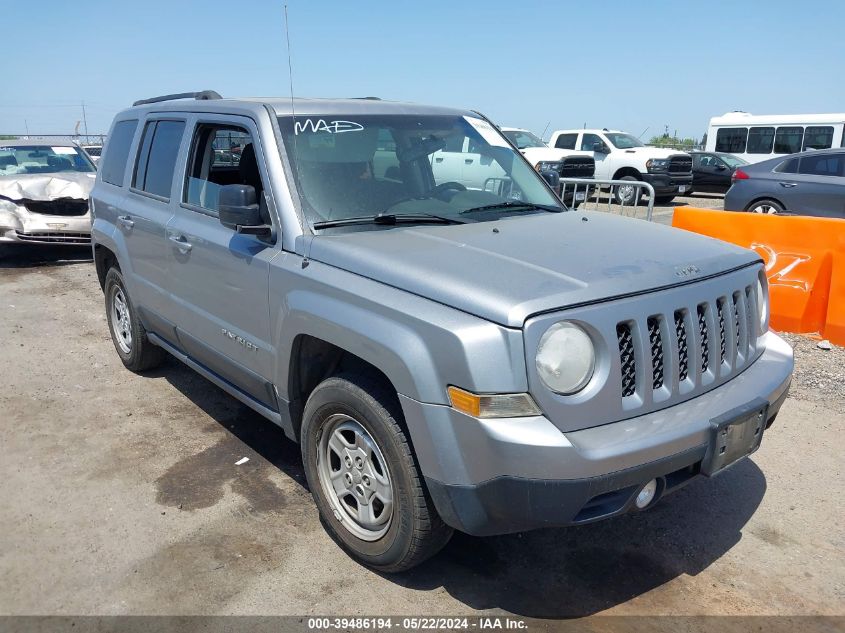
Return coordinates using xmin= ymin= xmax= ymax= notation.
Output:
xmin=641 ymin=172 xmax=693 ymax=195
xmin=0 ymin=201 xmax=91 ymax=245
xmin=400 ymin=332 xmax=793 ymax=536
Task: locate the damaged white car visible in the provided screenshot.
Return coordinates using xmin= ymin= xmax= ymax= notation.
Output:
xmin=0 ymin=140 xmax=96 ymax=245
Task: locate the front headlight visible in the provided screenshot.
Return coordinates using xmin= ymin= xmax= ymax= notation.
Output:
xmin=536 ymin=161 xmax=563 ymax=173
xmin=646 ymin=158 xmax=669 ymax=172
xmin=757 ymin=275 xmax=769 ymax=333
xmin=535 ymin=322 xmax=595 ymax=394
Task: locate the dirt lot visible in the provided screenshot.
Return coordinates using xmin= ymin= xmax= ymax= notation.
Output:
xmin=1 ymin=205 xmax=843 ymax=622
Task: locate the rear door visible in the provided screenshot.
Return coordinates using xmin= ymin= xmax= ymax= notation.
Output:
xmin=791 ymin=153 xmax=845 ymax=217
xmin=166 ymin=114 xmax=280 ymax=410
xmin=121 ymin=117 xmax=187 ymax=326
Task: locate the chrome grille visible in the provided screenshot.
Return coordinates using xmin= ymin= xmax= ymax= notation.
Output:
xmin=674 ymin=311 xmax=689 ymax=382
xmin=697 ymin=304 xmax=709 ymax=373
xmin=14 ymin=231 xmax=90 ymax=244
xmin=647 ymin=316 xmax=664 ymax=389
xmin=615 ymin=285 xmax=756 ymax=401
xmin=733 ymin=293 xmax=741 ymax=353
xmin=616 ymin=323 xmax=636 ymax=397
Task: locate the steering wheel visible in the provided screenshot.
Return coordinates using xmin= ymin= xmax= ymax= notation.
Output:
xmin=428 ymin=181 xmax=467 ymax=199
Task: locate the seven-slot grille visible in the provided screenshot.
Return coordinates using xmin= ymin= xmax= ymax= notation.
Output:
xmin=616 ymin=287 xmax=757 ymax=399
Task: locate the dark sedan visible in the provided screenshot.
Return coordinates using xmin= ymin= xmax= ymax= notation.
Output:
xmin=724 ymin=148 xmax=845 ymax=217
xmin=689 ymin=151 xmax=747 ymax=195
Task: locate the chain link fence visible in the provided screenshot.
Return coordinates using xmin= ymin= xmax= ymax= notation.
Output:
xmin=0 ymin=133 xmax=107 ymax=146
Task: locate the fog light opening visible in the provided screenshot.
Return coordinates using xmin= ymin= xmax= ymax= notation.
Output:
xmin=635 ymin=479 xmax=658 ymax=510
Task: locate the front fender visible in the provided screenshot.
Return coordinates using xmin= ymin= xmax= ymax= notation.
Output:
xmin=270 ymin=257 xmax=529 ymax=405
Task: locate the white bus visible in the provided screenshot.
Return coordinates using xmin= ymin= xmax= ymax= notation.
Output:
xmin=704 ymin=112 xmax=845 ymax=164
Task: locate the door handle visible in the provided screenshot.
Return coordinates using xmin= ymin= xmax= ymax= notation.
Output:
xmin=117 ymin=215 xmax=135 ymax=229
xmin=464 ymin=159 xmax=474 ymax=164
xmin=434 ymin=157 xmax=443 ymax=163
xmin=168 ymin=234 xmax=192 ymax=252
xmin=779 ymin=182 xmax=798 ymax=188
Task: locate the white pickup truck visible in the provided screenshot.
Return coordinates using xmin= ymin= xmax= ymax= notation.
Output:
xmin=548 ymin=128 xmax=693 ymax=205
xmin=499 ymin=127 xmax=594 ymax=207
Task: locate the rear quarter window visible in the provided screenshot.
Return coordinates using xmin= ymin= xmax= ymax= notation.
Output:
xmin=554 ymin=133 xmax=577 ymax=150
xmin=100 ymin=120 xmax=138 ymax=186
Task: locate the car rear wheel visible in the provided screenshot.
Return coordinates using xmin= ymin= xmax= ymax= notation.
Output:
xmin=301 ymin=373 xmax=452 ymax=572
xmin=747 ymin=199 xmax=784 ymax=214
xmin=104 ymin=267 xmax=165 ymax=372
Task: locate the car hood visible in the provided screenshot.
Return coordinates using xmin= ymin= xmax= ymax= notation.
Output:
xmin=308 ymin=212 xmax=760 ymax=327
xmin=0 ymin=172 xmax=95 ymax=202
xmin=624 ymin=147 xmax=687 ymax=159
xmin=519 ymin=147 xmax=593 ymax=163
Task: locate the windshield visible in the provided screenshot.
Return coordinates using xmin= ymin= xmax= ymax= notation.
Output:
xmin=277 ymin=114 xmax=562 ymax=229
xmin=720 ymin=154 xmax=747 ymax=168
xmin=502 ymin=130 xmax=546 ymax=149
xmin=605 ymin=132 xmax=644 ymax=149
xmin=0 ymin=144 xmax=95 ymax=176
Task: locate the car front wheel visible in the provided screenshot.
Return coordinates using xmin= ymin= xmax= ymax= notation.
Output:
xmin=301 ymin=373 xmax=452 ymax=572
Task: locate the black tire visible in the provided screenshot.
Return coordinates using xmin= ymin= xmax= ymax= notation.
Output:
xmin=654 ymin=195 xmax=676 ymax=205
xmin=613 ymin=175 xmax=642 ymax=206
xmin=301 ymin=373 xmax=453 ymax=572
xmin=745 ymin=198 xmax=784 ymax=214
xmin=104 ymin=267 xmax=165 ymax=372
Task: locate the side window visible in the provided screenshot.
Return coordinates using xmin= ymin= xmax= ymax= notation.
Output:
xmin=580 ymin=133 xmax=603 ymax=151
xmin=441 ymin=135 xmax=464 ymax=152
xmin=184 ymin=124 xmax=261 ymax=214
xmin=774 ymin=127 xmax=803 ymax=154
xmin=798 ymin=153 xmax=844 ymax=177
xmin=554 ymin=133 xmax=577 ymax=150
xmin=715 ymin=128 xmax=748 ymax=153
xmin=746 ymin=127 xmax=775 ymax=154
xmin=132 ymin=120 xmax=185 ymax=199
xmin=803 ymin=126 xmax=834 ymax=150
xmin=100 ymin=120 xmax=138 ymax=186
xmin=775 ymin=158 xmax=799 ymax=174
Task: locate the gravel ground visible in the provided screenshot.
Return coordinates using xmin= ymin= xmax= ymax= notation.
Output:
xmin=780 ymin=332 xmax=845 ymax=407
xmin=0 ymin=233 xmax=843 ymax=625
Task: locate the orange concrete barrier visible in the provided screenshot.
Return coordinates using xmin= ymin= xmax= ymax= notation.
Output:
xmin=672 ymin=207 xmax=845 ymax=346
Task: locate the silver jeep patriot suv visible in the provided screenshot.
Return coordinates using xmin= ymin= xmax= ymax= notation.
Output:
xmin=91 ymin=91 xmax=793 ymax=571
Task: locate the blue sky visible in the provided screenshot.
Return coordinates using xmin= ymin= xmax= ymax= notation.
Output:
xmin=3 ymin=0 xmax=843 ymax=140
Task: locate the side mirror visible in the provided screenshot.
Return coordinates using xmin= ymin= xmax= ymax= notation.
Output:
xmin=715 ymin=164 xmax=727 ymax=171
xmin=218 ymin=184 xmax=271 ymax=236
xmin=540 ymin=169 xmax=560 ymax=190
xmin=592 ymin=142 xmax=608 ymax=154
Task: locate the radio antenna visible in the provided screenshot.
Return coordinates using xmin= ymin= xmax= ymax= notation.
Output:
xmin=284 ymin=4 xmax=297 ymax=121
xmin=540 ymin=120 xmax=551 ymax=141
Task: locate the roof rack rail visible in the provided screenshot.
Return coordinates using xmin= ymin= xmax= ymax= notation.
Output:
xmin=352 ymin=96 xmax=382 ymax=100
xmin=132 ymin=90 xmax=222 ymax=107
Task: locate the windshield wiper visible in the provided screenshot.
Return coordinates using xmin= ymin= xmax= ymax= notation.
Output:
xmin=313 ymin=212 xmax=465 ymax=230
xmin=459 ymin=201 xmax=564 ymax=215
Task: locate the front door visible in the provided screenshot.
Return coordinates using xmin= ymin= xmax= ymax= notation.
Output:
xmin=166 ymin=115 xmax=281 ymax=410
xmin=579 ymin=132 xmax=610 ymax=179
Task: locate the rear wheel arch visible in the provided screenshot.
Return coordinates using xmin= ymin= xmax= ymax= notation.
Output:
xmin=94 ymin=244 xmax=119 ymax=290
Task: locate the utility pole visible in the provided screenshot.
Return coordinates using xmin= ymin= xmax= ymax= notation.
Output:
xmin=24 ymin=119 xmax=29 ymax=136
xmin=81 ymin=101 xmax=89 ymax=142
